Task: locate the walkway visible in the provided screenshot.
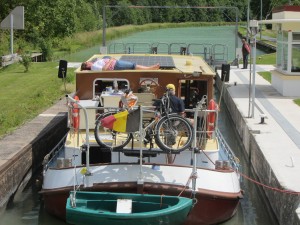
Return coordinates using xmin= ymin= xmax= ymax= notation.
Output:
xmin=218 ymin=64 xmax=300 ymax=225
xmin=223 ymin=64 xmax=300 ymax=190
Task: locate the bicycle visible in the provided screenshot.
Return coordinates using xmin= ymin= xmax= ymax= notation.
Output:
xmin=94 ymin=89 xmax=194 ymax=153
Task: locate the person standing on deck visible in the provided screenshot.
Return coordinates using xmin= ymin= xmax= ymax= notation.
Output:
xmin=241 ymin=38 xmax=251 ymax=69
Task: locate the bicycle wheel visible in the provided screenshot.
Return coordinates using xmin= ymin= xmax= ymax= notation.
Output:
xmin=94 ymin=112 xmax=132 ymax=150
xmin=154 ymin=115 xmax=193 ymax=153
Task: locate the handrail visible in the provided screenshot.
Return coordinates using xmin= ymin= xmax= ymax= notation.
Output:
xmin=215 ymin=129 xmax=240 ymax=172
xmin=48 ymin=97 xmax=239 ymax=173
xmin=66 ymin=95 xmax=92 ymax=187
xmin=107 ymin=42 xmax=229 ymax=65
xmin=125 ymin=42 xmax=152 ymax=54
xmin=43 ymin=132 xmax=68 ymax=173
xmin=187 ymin=43 xmax=213 ymax=60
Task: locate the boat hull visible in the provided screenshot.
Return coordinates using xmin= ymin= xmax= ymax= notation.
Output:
xmin=41 ymin=182 xmax=241 ymax=225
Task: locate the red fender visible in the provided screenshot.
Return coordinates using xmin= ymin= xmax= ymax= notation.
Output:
xmin=207 ymin=99 xmax=218 ymax=138
xmin=72 ymin=96 xmax=80 ymax=130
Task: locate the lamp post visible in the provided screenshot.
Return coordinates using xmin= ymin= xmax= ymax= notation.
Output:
xmin=249 ymin=20 xmax=258 ymax=118
xmin=260 ymin=0 xmax=262 ymax=40
xmin=247 ymin=0 xmax=250 ymax=42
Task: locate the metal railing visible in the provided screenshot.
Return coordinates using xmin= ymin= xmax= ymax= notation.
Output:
xmin=107 ymin=42 xmax=228 ymax=65
xmin=216 ymin=128 xmax=240 ymax=172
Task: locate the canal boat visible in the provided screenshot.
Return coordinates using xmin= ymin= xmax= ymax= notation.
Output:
xmin=40 ymin=53 xmax=242 ymax=225
xmin=66 ymin=191 xmax=193 ymax=225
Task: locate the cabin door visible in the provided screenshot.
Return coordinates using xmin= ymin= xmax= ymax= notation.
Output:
xmin=179 ymin=80 xmax=208 ymax=109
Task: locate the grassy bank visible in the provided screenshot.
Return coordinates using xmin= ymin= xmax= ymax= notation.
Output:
xmin=0 ymin=63 xmax=75 ymax=137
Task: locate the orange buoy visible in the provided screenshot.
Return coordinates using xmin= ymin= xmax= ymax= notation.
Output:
xmin=207 ymin=99 xmax=218 ymax=138
xmin=72 ymin=96 xmax=80 ymax=130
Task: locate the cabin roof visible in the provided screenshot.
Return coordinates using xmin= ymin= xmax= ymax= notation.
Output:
xmin=76 ymin=54 xmax=215 ymax=77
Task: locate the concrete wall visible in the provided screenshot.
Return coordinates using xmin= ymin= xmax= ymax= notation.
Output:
xmin=0 ymin=100 xmax=68 ymax=210
xmin=215 ymin=74 xmax=300 ymax=225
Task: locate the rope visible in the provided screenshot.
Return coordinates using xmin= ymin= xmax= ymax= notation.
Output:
xmin=178 ymin=172 xmax=197 ymax=197
xmin=160 ymin=194 xmax=165 ymax=208
xmin=237 ymin=170 xmax=300 ymax=195
xmin=178 ymin=147 xmax=300 ymax=196
xmin=205 ymin=148 xmax=300 ymax=195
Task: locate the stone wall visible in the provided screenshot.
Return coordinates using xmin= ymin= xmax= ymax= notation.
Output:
xmin=215 ymin=73 xmax=300 ymax=225
xmin=0 ymin=100 xmax=68 ymax=210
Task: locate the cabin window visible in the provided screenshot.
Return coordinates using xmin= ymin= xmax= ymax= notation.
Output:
xmin=93 ymin=78 xmax=130 ymax=98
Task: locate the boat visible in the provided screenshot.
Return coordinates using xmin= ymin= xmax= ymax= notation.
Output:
xmin=66 ymin=191 xmax=193 ymax=225
xmin=40 ymin=51 xmax=242 ymax=225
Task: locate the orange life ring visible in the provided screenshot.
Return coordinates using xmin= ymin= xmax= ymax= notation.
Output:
xmin=72 ymin=96 xmax=80 ymax=130
xmin=207 ymin=99 xmax=217 ymax=138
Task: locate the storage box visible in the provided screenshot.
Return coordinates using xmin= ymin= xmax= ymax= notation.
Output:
xmin=79 ymin=100 xmax=99 ymax=129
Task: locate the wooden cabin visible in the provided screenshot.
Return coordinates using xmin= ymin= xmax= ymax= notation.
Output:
xmin=75 ymin=54 xmax=216 ymax=109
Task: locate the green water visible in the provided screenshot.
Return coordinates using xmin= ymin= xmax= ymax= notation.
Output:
xmin=64 ymin=26 xmax=266 ymax=63
xmin=64 ymin=26 xmax=240 ymax=62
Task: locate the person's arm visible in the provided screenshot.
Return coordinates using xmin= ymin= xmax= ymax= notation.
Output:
xmin=103 ymin=58 xmax=116 ymax=71
xmin=245 ymin=43 xmax=251 ymax=53
xmin=103 ymin=59 xmax=111 ymax=71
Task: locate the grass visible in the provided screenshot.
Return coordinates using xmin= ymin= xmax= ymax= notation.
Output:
xmin=258 ymin=71 xmax=271 ymax=83
xmin=0 ymin=62 xmax=75 ymax=137
xmin=256 ymin=53 xmax=276 ymax=65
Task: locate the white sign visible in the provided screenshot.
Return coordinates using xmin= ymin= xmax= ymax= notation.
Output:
xmin=1 ymin=6 xmax=24 ymax=30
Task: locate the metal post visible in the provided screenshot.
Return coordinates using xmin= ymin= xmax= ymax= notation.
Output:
xmin=247 ymin=0 xmax=250 ymax=42
xmin=260 ymin=0 xmax=262 ymax=40
xmin=249 ymin=20 xmax=258 ymax=118
xmin=10 ymin=14 xmax=14 ymax=54
xmin=138 ymin=107 xmax=144 ymax=185
xmin=234 ymin=7 xmax=239 ymax=65
xmin=102 ymin=7 xmax=106 ymax=47
xmin=251 ymin=36 xmax=256 ymax=118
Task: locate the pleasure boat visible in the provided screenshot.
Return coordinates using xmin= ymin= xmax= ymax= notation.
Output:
xmin=40 ymin=53 xmax=242 ymax=225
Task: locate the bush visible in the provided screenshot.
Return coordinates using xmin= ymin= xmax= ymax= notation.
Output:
xmin=19 ymin=53 xmax=32 ymax=72
xmin=39 ymin=40 xmax=53 ymax=61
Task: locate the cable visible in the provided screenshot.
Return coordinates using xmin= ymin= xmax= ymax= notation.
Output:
xmin=237 ymin=170 xmax=300 ymax=195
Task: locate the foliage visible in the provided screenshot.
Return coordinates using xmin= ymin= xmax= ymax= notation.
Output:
xmin=39 ymin=39 xmax=53 ymax=61
xmin=19 ymin=53 xmax=32 ymax=72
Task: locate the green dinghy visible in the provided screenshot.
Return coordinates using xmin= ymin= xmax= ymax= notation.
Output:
xmin=66 ymin=191 xmax=193 ymax=225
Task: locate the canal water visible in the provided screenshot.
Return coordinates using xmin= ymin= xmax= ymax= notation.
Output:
xmin=64 ymin=26 xmax=266 ymax=62
xmin=0 ymin=26 xmax=278 ymax=225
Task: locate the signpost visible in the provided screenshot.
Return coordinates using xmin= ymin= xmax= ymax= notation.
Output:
xmin=1 ymin=6 xmax=25 ymax=55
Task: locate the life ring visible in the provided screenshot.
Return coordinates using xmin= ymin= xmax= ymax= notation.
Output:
xmin=72 ymin=96 xmax=80 ymax=130
xmin=207 ymin=99 xmax=217 ymax=138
